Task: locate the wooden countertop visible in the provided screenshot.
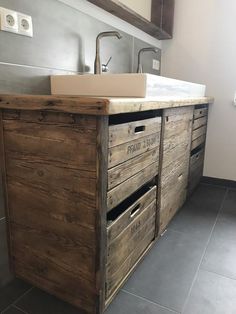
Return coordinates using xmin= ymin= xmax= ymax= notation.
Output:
xmin=0 ymin=94 xmax=214 ymax=115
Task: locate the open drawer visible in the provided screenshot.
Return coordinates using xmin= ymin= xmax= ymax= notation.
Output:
xmin=106 ymin=185 xmax=157 ymax=301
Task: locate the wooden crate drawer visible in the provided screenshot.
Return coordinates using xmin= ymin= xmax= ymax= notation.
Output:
xmin=107 ymin=162 xmax=158 ymax=211
xmin=194 ymin=107 xmax=208 ymax=120
xmin=191 ymin=134 xmax=206 ymax=150
xmin=108 ymin=147 xmax=159 ymax=190
xmin=109 ymin=117 xmax=161 ymax=148
xmin=190 ymin=149 xmax=205 ymax=175
xmin=188 ymin=149 xmax=205 ymax=195
xmin=161 ymin=157 xmax=189 ymax=190
xmin=192 ymin=125 xmax=207 ymax=141
xmin=193 ymin=115 xmax=207 ymax=130
xmin=106 ymin=186 xmax=157 ymax=299
xmin=108 ymin=116 xmax=161 ymax=169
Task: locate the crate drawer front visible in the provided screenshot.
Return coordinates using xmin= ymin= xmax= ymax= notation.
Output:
xmin=162 ymin=140 xmax=190 ymax=169
xmin=191 ymin=134 xmax=206 ymax=150
xmin=106 ymin=191 xmax=156 ymax=298
xmin=107 ymin=186 xmax=157 ymax=242
xmin=109 ymin=117 xmax=161 ymax=148
xmin=161 ymin=157 xmax=189 ymax=190
xmin=106 ymin=226 xmax=154 ymax=300
xmin=107 ymin=162 xmax=158 ymax=211
xmin=194 ymin=108 xmax=208 ymax=120
xmin=108 ymin=133 xmax=160 ymax=168
xmin=193 ymin=115 xmax=207 ymax=130
xmin=190 ymin=149 xmax=205 ymax=176
xmin=107 ymin=201 xmax=156 ymax=269
xmin=108 ymin=147 xmax=159 ymax=190
xmin=160 ymin=188 xmax=186 ymax=232
xmin=192 ymin=125 xmax=207 ymax=141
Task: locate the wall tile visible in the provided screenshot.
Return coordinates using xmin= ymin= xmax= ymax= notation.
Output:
xmin=0 ymin=63 xmax=74 ymax=94
xmin=133 ymin=37 xmax=161 ymax=74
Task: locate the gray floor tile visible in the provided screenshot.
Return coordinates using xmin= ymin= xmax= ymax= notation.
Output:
xmin=201 ymin=212 xmax=236 ymax=279
xmin=220 ymin=189 xmax=236 ymax=217
xmin=15 ymin=288 xmax=81 ymax=314
xmin=124 ymin=229 xmax=205 ymax=312
xmin=183 ymin=270 xmax=236 ymax=314
xmin=169 ymin=184 xmax=226 ymax=242
xmin=0 ymin=279 xmax=31 ymax=312
xmin=105 ymin=291 xmax=178 ymax=314
xmin=2 ymin=305 xmax=27 ymax=314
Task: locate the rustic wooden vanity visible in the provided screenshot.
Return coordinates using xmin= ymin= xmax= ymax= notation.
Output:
xmin=0 ymin=94 xmax=213 ymax=314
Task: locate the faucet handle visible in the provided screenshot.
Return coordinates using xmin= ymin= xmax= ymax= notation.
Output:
xmin=102 ymin=56 xmax=112 ymax=73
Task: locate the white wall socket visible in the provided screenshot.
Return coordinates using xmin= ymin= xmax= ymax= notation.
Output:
xmin=18 ymin=13 xmax=33 ymax=37
xmin=152 ymin=59 xmax=160 ymax=71
xmin=0 ymin=6 xmax=33 ymax=37
xmin=0 ymin=7 xmax=18 ymax=34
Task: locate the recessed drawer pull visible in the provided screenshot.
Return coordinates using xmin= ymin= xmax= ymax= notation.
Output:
xmin=130 ymin=204 xmax=141 ymax=218
xmin=134 ymin=125 xmax=146 ymax=133
xmin=178 ymin=174 xmax=183 ymax=181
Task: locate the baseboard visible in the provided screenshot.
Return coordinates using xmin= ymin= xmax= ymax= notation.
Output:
xmin=201 ymin=176 xmax=236 ymax=188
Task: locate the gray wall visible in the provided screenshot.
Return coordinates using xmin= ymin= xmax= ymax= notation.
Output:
xmin=0 ymin=0 xmax=161 ymax=286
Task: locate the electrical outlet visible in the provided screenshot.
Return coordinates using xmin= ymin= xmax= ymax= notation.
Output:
xmin=152 ymin=59 xmax=160 ymax=71
xmin=0 ymin=7 xmax=18 ymax=33
xmin=18 ymin=13 xmax=33 ymax=37
xmin=0 ymin=7 xmax=33 ymax=37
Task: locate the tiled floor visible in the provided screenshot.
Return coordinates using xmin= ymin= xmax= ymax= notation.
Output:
xmin=1 ymin=184 xmax=236 ymax=314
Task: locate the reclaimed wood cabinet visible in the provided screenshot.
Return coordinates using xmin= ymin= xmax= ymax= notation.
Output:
xmin=188 ymin=104 xmax=208 ymax=195
xmin=158 ymin=107 xmax=193 ymax=233
xmin=0 ymin=95 xmax=212 ymax=314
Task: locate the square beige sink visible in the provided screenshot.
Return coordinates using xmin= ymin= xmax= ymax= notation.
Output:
xmin=50 ymin=73 xmax=206 ymax=98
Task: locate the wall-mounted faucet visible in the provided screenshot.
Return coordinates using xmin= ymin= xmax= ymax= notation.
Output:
xmin=94 ymin=31 xmax=122 ymax=74
xmin=137 ymin=47 xmax=159 ymax=73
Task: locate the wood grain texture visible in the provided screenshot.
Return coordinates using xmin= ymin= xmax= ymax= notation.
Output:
xmin=0 ymin=111 xmax=13 ymax=272
xmin=108 ymin=133 xmax=160 ymax=168
xmin=191 ymin=134 xmax=206 ymax=150
xmin=159 ymin=106 xmax=193 ymax=233
xmin=192 ymin=125 xmax=207 ymax=141
xmin=108 ymin=97 xmax=213 ymax=115
xmin=194 ymin=107 xmax=208 ymax=119
xmin=151 ymin=0 xmax=175 ymax=39
xmin=106 ymin=213 xmax=155 ymax=299
xmin=0 ymin=94 xmax=109 ymax=115
xmin=3 ymin=110 xmax=100 ymax=313
xmin=86 ymin=0 xmax=171 ymax=39
xmin=0 ymin=94 xmax=214 ymax=116
xmin=105 ymin=236 xmax=155 ymax=307
xmin=107 ymin=162 xmax=158 ymax=211
xmin=95 ymin=116 xmax=109 ymax=313
xmin=109 ymin=117 xmax=161 ymax=148
xmin=108 ymin=148 xmax=159 ymax=190
xmin=107 ymin=186 xmax=156 ymax=242
xmin=193 ymin=115 xmax=207 ymax=130
xmin=188 ymin=148 xmax=205 ymax=195
xmin=107 ymin=202 xmax=156 ymax=270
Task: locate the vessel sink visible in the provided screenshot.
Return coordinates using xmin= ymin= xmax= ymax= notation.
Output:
xmin=50 ymin=73 xmax=206 ymax=98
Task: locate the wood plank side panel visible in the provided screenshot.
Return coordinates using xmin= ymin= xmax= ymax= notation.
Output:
xmin=0 ymin=111 xmax=14 ymax=272
xmin=159 ymin=106 xmax=193 ymax=233
xmin=95 ymin=116 xmax=109 ymax=314
xmin=3 ymin=111 xmax=99 ymax=314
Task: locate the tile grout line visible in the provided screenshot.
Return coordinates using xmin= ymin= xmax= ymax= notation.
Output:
xmin=181 ymin=188 xmax=229 ymax=313
xmin=12 ymin=287 xmax=34 ymax=306
xmin=12 ymin=304 xmax=29 ymax=314
xmin=0 ymin=61 xmax=79 ymax=74
xmin=121 ymin=288 xmax=180 ymax=314
xmin=0 ymin=287 xmax=33 ymax=314
xmin=200 ymin=266 xmax=236 ymax=283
